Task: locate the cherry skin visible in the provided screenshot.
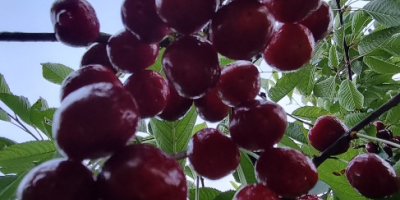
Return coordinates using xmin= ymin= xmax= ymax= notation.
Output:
xmin=382 ymin=143 xmax=393 ymax=157
xmin=233 ymin=184 xmax=280 ymax=200
xmin=124 ymin=70 xmax=170 ymax=118
xmin=346 ymin=153 xmax=400 ymax=199
xmin=297 ymin=195 xmax=322 ymax=200
xmin=60 ymin=64 xmax=123 ymax=101
xmin=299 ymin=1 xmax=333 ymax=42
xmin=155 ymin=0 xmax=218 ymax=35
xmin=263 ymin=24 xmax=315 ymax=72
xmin=194 ymin=87 xmax=230 ymax=122
xmin=97 ymin=144 xmax=187 ymax=200
xmin=262 ymin=0 xmax=321 ymax=23
xmin=217 ymin=61 xmax=261 ymax=107
xmin=50 ymin=0 xmax=99 ymax=47
xmin=157 ymin=83 xmax=193 ymax=121
xmin=365 ymin=142 xmax=379 ymax=153
xmin=308 ymin=115 xmax=349 ymax=155
xmin=229 ymin=99 xmax=287 ymax=151
xmin=255 ymin=147 xmax=318 ymax=198
xmin=81 ymin=43 xmax=117 ymax=73
xmin=17 ymin=159 xmax=97 ymax=200
xmin=53 ymin=82 xmax=140 ymax=160
xmin=188 ymin=128 xmax=240 ymax=180
xmin=373 ymin=120 xmax=385 ymax=131
xmin=376 ymin=129 xmax=393 ymax=140
xmin=107 ymin=30 xmax=159 ymax=73
xmin=121 ymin=0 xmax=171 ymax=43
xmin=210 ymin=0 xmax=275 ymax=60
xmin=162 ymin=36 xmax=220 ymax=99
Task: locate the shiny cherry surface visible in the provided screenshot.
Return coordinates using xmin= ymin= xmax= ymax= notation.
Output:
xmin=81 ymin=43 xmax=116 ymax=73
xmin=157 ymin=83 xmax=193 ymax=121
xmin=194 ymin=87 xmax=230 ymax=122
xmin=297 ymin=195 xmax=322 ymax=200
xmin=233 ymin=184 xmax=279 ymax=200
xmin=262 ymin=0 xmax=321 ymax=23
xmin=299 ymin=1 xmax=333 ymax=42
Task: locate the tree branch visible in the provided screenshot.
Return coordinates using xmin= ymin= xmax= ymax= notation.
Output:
xmin=335 ymin=0 xmax=352 ymax=80
xmin=0 ymin=32 xmax=111 ymax=43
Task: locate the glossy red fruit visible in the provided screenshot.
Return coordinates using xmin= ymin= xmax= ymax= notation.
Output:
xmin=97 ymin=144 xmax=187 ymax=200
xmin=81 ymin=43 xmax=116 ymax=73
xmin=50 ymin=0 xmax=100 ymax=47
xmin=107 ymin=30 xmax=159 ymax=73
xmin=262 ymin=0 xmax=321 ymax=23
xmin=297 ymin=195 xmax=322 ymax=200
xmin=124 ymin=70 xmax=169 ymax=118
xmin=157 ymin=83 xmax=193 ymax=121
xmin=230 ymin=99 xmax=287 ymax=151
xmin=217 ymin=61 xmax=261 ymax=107
xmin=122 ymin=0 xmax=170 ymax=43
xmin=60 ymin=64 xmax=123 ymax=101
xmin=299 ymin=1 xmax=333 ymax=42
xmin=17 ymin=159 xmax=97 ymax=200
xmin=373 ymin=121 xmax=385 ymax=131
xmin=377 ymin=129 xmax=393 ymax=140
xmin=264 ymin=24 xmax=315 ymax=71
xmin=346 ymin=153 xmax=400 ymax=198
xmin=162 ymin=36 xmax=220 ymax=99
xmin=365 ymin=142 xmax=379 ymax=153
xmin=383 ymin=144 xmax=393 ymax=157
xmin=210 ymin=0 xmax=275 ymax=60
xmin=308 ymin=115 xmax=349 ymax=155
xmin=156 ymin=0 xmax=218 ymax=35
xmin=194 ymin=87 xmax=229 ymax=122
xmin=233 ymin=184 xmax=280 ymax=200
xmin=188 ymin=128 xmax=240 ymax=179
xmin=255 ymin=147 xmax=318 ymax=198
xmin=53 ymin=83 xmax=140 ymax=160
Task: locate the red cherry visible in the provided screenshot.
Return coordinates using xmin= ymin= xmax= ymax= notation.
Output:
xmin=233 ymin=184 xmax=280 ymax=200
xmin=17 ymin=159 xmax=97 ymax=200
xmin=376 ymin=129 xmax=393 ymax=140
xmin=382 ymin=144 xmax=393 ymax=157
xmin=194 ymin=87 xmax=229 ymax=122
xmin=346 ymin=153 xmax=400 ymax=199
xmin=157 ymin=83 xmax=193 ymax=121
xmin=50 ymin=0 xmax=99 ymax=47
xmin=229 ymin=99 xmax=287 ymax=151
xmin=81 ymin=43 xmax=117 ymax=73
xmin=299 ymin=1 xmax=333 ymax=42
xmin=297 ymin=195 xmax=322 ymax=200
xmin=262 ymin=0 xmax=321 ymax=23
xmin=97 ymin=144 xmax=187 ymax=200
xmin=255 ymin=147 xmax=318 ymax=198
xmin=365 ymin=142 xmax=379 ymax=153
xmin=188 ymin=128 xmax=240 ymax=179
xmin=373 ymin=120 xmax=385 ymax=131
xmin=210 ymin=0 xmax=275 ymax=60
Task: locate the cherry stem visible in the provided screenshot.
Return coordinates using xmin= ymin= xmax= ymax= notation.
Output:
xmin=286 ymin=112 xmax=314 ymax=127
xmin=356 ymin=133 xmax=400 ymax=148
xmin=335 ymin=0 xmax=352 ymax=80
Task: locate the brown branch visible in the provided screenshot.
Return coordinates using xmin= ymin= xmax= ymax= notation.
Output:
xmin=335 ymin=0 xmax=352 ymax=80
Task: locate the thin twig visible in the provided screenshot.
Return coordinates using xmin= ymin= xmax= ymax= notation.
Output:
xmin=335 ymin=0 xmax=352 ymax=80
xmin=356 ymin=133 xmax=400 ymax=148
xmin=0 ymin=107 xmax=40 ymax=141
xmin=286 ymin=113 xmax=314 ymax=127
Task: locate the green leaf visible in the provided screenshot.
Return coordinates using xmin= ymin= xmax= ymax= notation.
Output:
xmin=41 ymin=63 xmax=74 ymax=85
xmin=313 ymin=76 xmax=336 ymax=99
xmin=0 ymin=137 xmax=16 ymax=150
xmin=358 ymin=26 xmax=400 ymax=55
xmin=381 ymin=34 xmax=400 ymax=56
xmin=29 ymin=98 xmax=52 ymax=138
xmin=363 ymin=0 xmax=400 ymax=27
xmin=192 ymin=122 xmax=208 ymax=136
xmin=188 ymin=187 xmax=221 ymax=200
xmin=0 ymin=74 xmax=11 ymax=94
xmin=352 ymin=11 xmax=372 ymax=37
xmin=338 ymin=80 xmax=364 ymax=111
xmin=213 ymin=190 xmax=235 ymax=200
xmin=328 ymin=45 xmax=339 ymax=68
xmin=292 ymin=106 xmax=330 ymax=121
xmin=233 ymin=151 xmax=257 ymax=185
xmin=0 ymin=94 xmax=32 ymax=125
xmin=148 ymin=48 xmax=165 ymax=74
xmin=0 ymin=172 xmax=27 ymax=200
xmin=279 ymin=135 xmax=302 ymax=151
xmin=0 ymin=109 xmax=10 ymax=122
xmin=268 ymin=67 xmax=310 ymax=102
xmin=284 ymin=122 xmax=308 ymax=144
xmin=296 ymin=65 xmax=314 ymax=96
xmin=385 ymin=104 xmax=400 ymax=124
xmin=363 ymin=56 xmax=400 ymax=74
xmin=344 ymin=113 xmax=369 ymax=128
xmin=219 ymin=55 xmax=235 ymax=67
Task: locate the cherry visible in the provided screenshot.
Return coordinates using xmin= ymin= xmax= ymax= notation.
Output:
xmin=17 ymin=159 xmax=97 ymax=200
xmin=188 ymin=128 xmax=240 ymax=179
xmin=233 ymin=184 xmax=280 ymax=200
xmin=217 ymin=61 xmax=261 ymax=107
xmin=157 ymin=83 xmax=193 ymax=121
xmin=308 ymin=115 xmax=349 ymax=155
xmin=194 ymin=87 xmax=229 ymax=122
xmin=263 ymin=24 xmax=315 ymax=72
xmin=346 ymin=153 xmax=400 ymax=199
xmin=262 ymin=0 xmax=321 ymax=23
xmin=50 ymin=0 xmax=100 ymax=47
xmin=81 ymin=43 xmax=116 ymax=73
xmin=210 ymin=0 xmax=275 ymax=60
xmin=155 ymin=0 xmax=218 ymax=35
xmin=377 ymin=129 xmax=393 ymax=140
xmin=53 ymin=82 xmax=140 ymax=160
xmin=60 ymin=64 xmax=123 ymax=101
xmin=121 ymin=0 xmax=171 ymax=43
xmin=107 ymin=30 xmax=159 ymax=73
xmin=365 ymin=142 xmax=379 ymax=153
xmin=97 ymin=144 xmax=187 ymax=200
xmin=299 ymin=1 xmax=333 ymax=42
xmin=255 ymin=147 xmax=318 ymax=198
xmin=162 ymin=36 xmax=220 ymax=99
xmin=382 ymin=144 xmax=393 ymax=157
xmin=229 ymin=99 xmax=287 ymax=151
xmin=124 ymin=70 xmax=170 ymax=118
xmin=297 ymin=195 xmax=322 ymax=200
xmin=373 ymin=120 xmax=385 ymax=131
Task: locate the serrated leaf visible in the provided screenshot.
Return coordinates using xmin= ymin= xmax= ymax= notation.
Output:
xmin=292 ymin=106 xmax=331 ymax=121
xmin=338 ymin=80 xmax=364 ymax=111
xmin=344 ymin=113 xmax=369 ymax=128
xmin=381 ymin=33 xmax=400 ymax=56
xmin=385 ymin=104 xmax=400 ymax=124
xmin=268 ymin=67 xmax=309 ymax=102
xmin=233 ymin=151 xmax=257 ymax=185
xmin=0 ymin=172 xmax=26 ymax=200
xmin=0 ymin=94 xmax=31 ymax=125
xmin=363 ymin=0 xmax=400 ymax=27
xmin=189 ymin=187 xmax=221 ymax=200
xmin=29 ymin=98 xmax=52 ymax=138
xmin=352 ymin=11 xmax=372 ymax=36
xmin=0 ymin=109 xmax=10 ymax=122
xmin=313 ymin=76 xmax=336 ymax=99
xmin=329 ymin=45 xmax=339 ymax=68
xmin=0 ymin=74 xmax=11 ymax=94
xmin=363 ymin=56 xmax=400 ymax=74
xmin=213 ymin=190 xmax=235 ymax=200
xmin=284 ymin=122 xmax=308 ymax=144
xmin=0 ymin=137 xmax=16 ymax=150
xmin=358 ymin=26 xmax=400 ymax=55
xmin=296 ymin=65 xmax=314 ymax=96
xmin=41 ymin=63 xmax=74 ymax=85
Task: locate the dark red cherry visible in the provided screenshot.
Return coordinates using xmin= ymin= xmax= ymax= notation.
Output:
xmin=81 ymin=43 xmax=116 ymax=73
xmin=346 ymin=153 xmax=400 ymax=199
xmin=377 ymin=129 xmax=393 ymax=140
xmin=308 ymin=115 xmax=349 ymax=155
xmin=299 ymin=1 xmax=333 ymax=42
xmin=194 ymin=87 xmax=229 ymax=122
xmin=162 ymin=36 xmax=220 ymax=99
xmin=255 ymin=147 xmax=318 ymax=198
xmin=382 ymin=144 xmax=393 ymax=157
xmin=217 ymin=61 xmax=261 ymax=107
xmin=97 ymin=144 xmax=187 ymax=200
xmin=229 ymin=99 xmax=287 ymax=151
xmin=124 ymin=70 xmax=170 ymax=118
xmin=156 ymin=0 xmax=218 ymax=35
xmin=60 ymin=64 xmax=123 ymax=101
xmin=107 ymin=30 xmax=159 ymax=73
xmin=17 ymin=159 xmax=97 ymax=200
xmin=122 ymin=0 xmax=171 ymax=43
xmin=262 ymin=0 xmax=321 ymax=23
xmin=297 ymin=195 xmax=322 ymax=200
xmin=373 ymin=121 xmax=385 ymax=131
xmin=263 ymin=24 xmax=315 ymax=72
xmin=158 ymin=83 xmax=193 ymax=121
xmin=365 ymin=142 xmax=379 ymax=153
xmin=210 ymin=0 xmax=275 ymax=60
xmin=233 ymin=184 xmax=280 ymax=200
xmin=50 ymin=0 xmax=100 ymax=47
xmin=188 ymin=128 xmax=240 ymax=179
xmin=53 ymin=82 xmax=140 ymax=160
